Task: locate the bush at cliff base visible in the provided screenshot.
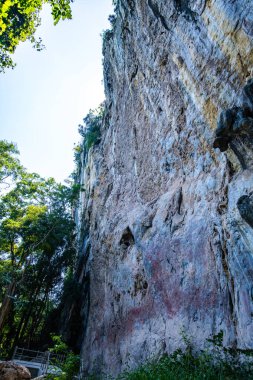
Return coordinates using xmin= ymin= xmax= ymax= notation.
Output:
xmin=117 ymin=346 xmax=253 ymax=380
xmin=45 ymin=335 xmax=80 ymax=380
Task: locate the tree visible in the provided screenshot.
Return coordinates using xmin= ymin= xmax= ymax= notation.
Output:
xmin=0 ymin=141 xmax=77 ymax=356
xmin=0 ymin=140 xmax=23 ymax=187
xmin=0 ymin=0 xmax=74 ymax=72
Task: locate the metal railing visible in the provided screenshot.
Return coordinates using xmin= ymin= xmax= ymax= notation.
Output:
xmin=12 ymin=346 xmax=66 ymax=375
xmin=13 ymin=347 xmax=48 ymax=363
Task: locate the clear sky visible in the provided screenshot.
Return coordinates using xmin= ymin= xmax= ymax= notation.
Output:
xmin=0 ymin=0 xmax=113 ymax=183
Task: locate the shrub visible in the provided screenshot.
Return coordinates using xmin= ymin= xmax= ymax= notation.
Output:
xmin=117 ymin=332 xmax=253 ymax=380
xmin=46 ymin=335 xmax=80 ymax=380
xmin=78 ymin=105 xmax=104 ymax=151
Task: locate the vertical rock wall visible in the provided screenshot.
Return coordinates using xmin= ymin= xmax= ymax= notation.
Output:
xmin=75 ymin=0 xmax=253 ymax=376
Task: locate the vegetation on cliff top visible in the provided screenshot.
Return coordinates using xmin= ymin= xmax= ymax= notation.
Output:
xmin=78 ymin=105 xmax=103 ymax=151
xmin=72 ymin=105 xmax=104 ymax=183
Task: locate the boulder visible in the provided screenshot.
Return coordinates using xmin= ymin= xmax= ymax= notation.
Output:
xmin=0 ymin=361 xmax=31 ymax=380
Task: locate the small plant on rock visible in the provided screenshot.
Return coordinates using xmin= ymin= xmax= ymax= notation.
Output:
xmin=78 ymin=105 xmax=104 ymax=151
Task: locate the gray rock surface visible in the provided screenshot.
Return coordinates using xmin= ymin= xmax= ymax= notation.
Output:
xmin=74 ymin=0 xmax=253 ymax=376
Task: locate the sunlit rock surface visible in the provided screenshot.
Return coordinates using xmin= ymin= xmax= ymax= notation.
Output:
xmin=74 ymin=0 xmax=253 ymax=376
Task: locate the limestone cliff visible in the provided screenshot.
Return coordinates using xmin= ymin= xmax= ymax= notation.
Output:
xmin=74 ymin=0 xmax=253 ymax=376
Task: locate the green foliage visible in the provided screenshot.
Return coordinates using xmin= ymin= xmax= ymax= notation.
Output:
xmin=71 ymin=105 xmax=105 ymax=184
xmin=73 ymin=143 xmax=82 ymax=164
xmin=71 ymin=105 xmax=104 ymax=184
xmin=49 ymin=334 xmax=68 ymax=353
xmin=0 ymin=140 xmax=23 ymax=186
xmin=61 ymin=352 xmax=80 ymax=380
xmin=101 ymin=28 xmax=114 ymax=45
xmin=0 ymin=140 xmax=78 ymax=357
xmin=101 ymin=1 xmax=118 ymax=47
xmin=101 ymin=14 xmax=116 ymax=46
xmin=46 ymin=335 xmax=80 ymax=380
xmin=49 ymin=0 xmax=73 ymax=25
xmin=117 ymin=332 xmax=253 ymax=380
xmin=78 ymin=105 xmax=104 ymax=151
xmin=0 ymin=0 xmax=73 ymax=73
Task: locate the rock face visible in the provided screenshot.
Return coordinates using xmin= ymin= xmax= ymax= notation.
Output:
xmin=74 ymin=0 xmax=253 ymax=376
xmin=0 ymin=362 xmax=31 ymax=380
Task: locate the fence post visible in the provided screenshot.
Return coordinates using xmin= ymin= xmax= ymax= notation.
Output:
xmin=46 ymin=351 xmax=50 ymax=374
xmin=12 ymin=346 xmax=17 ymax=360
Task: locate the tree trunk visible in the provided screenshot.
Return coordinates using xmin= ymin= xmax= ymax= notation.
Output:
xmin=0 ymin=281 xmax=16 ymax=333
xmin=13 ymin=288 xmax=40 ymax=346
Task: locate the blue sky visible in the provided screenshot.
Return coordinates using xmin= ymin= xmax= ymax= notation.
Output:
xmin=0 ymin=0 xmax=113 ymax=182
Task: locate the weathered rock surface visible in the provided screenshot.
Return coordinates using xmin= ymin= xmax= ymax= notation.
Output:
xmin=213 ymin=79 xmax=253 ymax=168
xmin=73 ymin=0 xmax=253 ymax=377
xmin=0 ymin=362 xmax=31 ymax=380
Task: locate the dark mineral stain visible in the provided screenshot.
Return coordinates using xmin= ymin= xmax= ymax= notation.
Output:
xmin=237 ymin=195 xmax=253 ymax=228
xmin=148 ymin=0 xmax=169 ymax=31
xmin=213 ymin=79 xmax=253 ymax=169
